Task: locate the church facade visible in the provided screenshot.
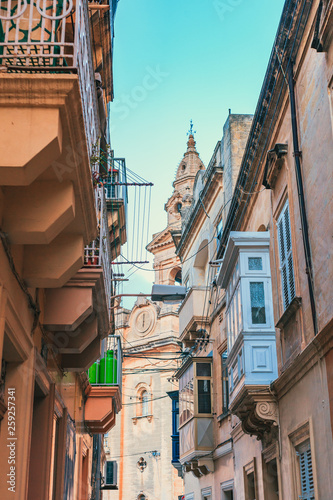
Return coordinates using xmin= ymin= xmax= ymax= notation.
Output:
xmin=103 ymin=133 xmax=204 ymax=500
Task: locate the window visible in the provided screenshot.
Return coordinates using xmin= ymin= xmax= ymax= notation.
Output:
xmin=196 ymin=362 xmax=212 ymax=414
xmin=105 ymin=461 xmax=117 ymax=486
xmin=175 ymin=270 xmax=182 ymax=285
xmin=226 ymin=262 xmax=242 ymax=351
xmin=243 ymin=459 xmax=258 ymax=500
xmin=221 ymin=480 xmax=234 ymax=500
xmin=277 ymin=200 xmax=295 ymax=310
xmin=201 ymin=487 xmax=212 ymax=500
xmin=221 ymin=350 xmax=229 ymax=414
xmin=250 ymin=282 xmax=266 ymax=324
xmin=141 ymin=391 xmax=149 ymax=417
xmin=217 ymin=217 xmax=223 ymax=241
xmin=296 ymin=440 xmax=315 ymax=500
xmin=179 ymin=359 xmax=212 ymax=426
xmin=179 ymin=364 xmax=194 ymax=426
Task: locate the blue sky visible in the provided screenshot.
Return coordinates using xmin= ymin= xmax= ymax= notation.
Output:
xmin=110 ymin=0 xmax=286 ymax=308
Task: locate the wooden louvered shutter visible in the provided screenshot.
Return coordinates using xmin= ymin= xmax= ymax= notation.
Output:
xmin=297 ymin=440 xmax=315 ymax=499
xmin=277 ymin=201 xmax=295 ymax=310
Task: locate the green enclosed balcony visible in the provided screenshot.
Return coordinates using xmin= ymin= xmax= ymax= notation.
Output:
xmin=85 ymin=335 xmax=122 ymax=434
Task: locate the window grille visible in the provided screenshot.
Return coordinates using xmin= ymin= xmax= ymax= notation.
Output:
xmin=277 ymin=201 xmax=295 ymax=310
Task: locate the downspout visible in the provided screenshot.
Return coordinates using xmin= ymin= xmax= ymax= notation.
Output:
xmin=287 ymin=62 xmax=318 ymax=335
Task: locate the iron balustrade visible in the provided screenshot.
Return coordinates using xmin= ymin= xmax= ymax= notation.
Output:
xmin=84 ymin=186 xmax=112 ymax=311
xmin=0 ymin=0 xmax=99 ymax=156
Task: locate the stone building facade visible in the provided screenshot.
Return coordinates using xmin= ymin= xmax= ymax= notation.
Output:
xmin=175 ymin=1 xmax=333 ymax=499
xmin=104 ymin=134 xmax=205 ymax=500
xmin=0 ymin=2 xmax=127 ymax=499
xmin=175 ymin=114 xmax=252 ymax=500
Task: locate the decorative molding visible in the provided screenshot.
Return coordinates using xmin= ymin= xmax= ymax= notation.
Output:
xmin=213 ymin=439 xmax=233 ymax=459
xmin=230 ymin=386 xmax=279 ymax=441
xmin=132 ymin=414 xmax=153 ymax=425
xmin=276 ymin=296 xmax=302 ymax=329
xmin=263 ymin=143 xmax=288 ymax=189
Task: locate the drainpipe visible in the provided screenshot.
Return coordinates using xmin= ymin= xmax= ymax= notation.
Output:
xmin=287 ymin=62 xmax=318 ymax=335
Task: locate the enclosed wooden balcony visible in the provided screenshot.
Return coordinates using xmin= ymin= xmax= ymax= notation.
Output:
xmin=218 ymin=232 xmax=279 ymax=440
xmin=176 ymin=356 xmax=214 ymax=472
xmin=85 ymin=335 xmax=122 ymax=433
xmin=178 ymin=287 xmax=210 ymax=347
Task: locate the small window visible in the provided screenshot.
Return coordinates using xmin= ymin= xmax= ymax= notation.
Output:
xmin=250 ymin=282 xmax=266 ymax=324
xmin=141 ymin=391 xmax=149 ymax=417
xmin=243 ymin=460 xmax=258 ymax=500
xmin=175 ymin=270 xmax=182 ymax=286
xmin=248 ymin=257 xmax=262 ymax=271
xmin=105 ymin=461 xmax=117 ymax=486
xmin=217 ymin=218 xmax=223 ymax=241
xmin=296 ymin=440 xmax=314 ymax=500
xmin=196 ymin=363 xmax=211 ymax=377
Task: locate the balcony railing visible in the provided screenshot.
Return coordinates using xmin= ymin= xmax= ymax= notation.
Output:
xmin=0 ymin=0 xmax=99 ymax=156
xmin=84 ymin=186 xmax=112 ymax=310
xmin=87 ymin=335 xmax=122 ymax=394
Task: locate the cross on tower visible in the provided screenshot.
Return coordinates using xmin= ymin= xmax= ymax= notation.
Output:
xmin=187 ymin=119 xmax=196 ymax=137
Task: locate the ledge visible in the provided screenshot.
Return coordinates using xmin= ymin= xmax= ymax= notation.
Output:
xmin=132 ymin=414 xmax=153 ymax=424
xmin=217 ymin=411 xmax=230 ymax=423
xmin=276 ymin=296 xmax=302 ymax=329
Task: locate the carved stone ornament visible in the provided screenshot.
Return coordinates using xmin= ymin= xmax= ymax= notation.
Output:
xmin=231 ymin=387 xmax=279 ymax=441
xmin=263 ymin=143 xmax=288 ymax=189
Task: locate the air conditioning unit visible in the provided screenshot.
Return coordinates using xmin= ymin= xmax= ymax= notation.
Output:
xmin=102 ymin=461 xmax=118 ymax=490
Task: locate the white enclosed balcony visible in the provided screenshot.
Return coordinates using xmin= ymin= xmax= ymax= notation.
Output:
xmin=217 ymin=232 xmax=279 ymax=439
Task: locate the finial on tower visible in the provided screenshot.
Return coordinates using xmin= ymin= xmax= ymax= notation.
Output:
xmin=187 ymin=119 xmax=196 ymax=137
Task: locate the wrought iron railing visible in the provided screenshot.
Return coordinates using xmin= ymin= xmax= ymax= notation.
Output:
xmin=0 ymin=0 xmax=99 ymax=156
xmin=84 ymin=186 xmax=112 ymax=310
xmin=87 ymin=335 xmax=122 ymax=395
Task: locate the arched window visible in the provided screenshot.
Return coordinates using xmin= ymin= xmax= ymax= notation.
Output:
xmin=169 ymin=266 xmax=182 ymax=286
xmin=138 ymin=495 xmax=146 ymax=500
xmin=141 ymin=391 xmax=149 ymax=416
xmin=174 ymin=270 xmax=182 ymax=286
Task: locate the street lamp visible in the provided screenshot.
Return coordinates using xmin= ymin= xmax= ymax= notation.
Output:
xmin=110 ymin=285 xmax=187 ymax=308
xmin=151 ymin=284 xmax=187 ymax=302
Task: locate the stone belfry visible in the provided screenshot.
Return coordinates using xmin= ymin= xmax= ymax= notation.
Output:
xmin=165 ymin=131 xmax=205 ymax=230
xmin=148 ymin=127 xmax=205 ymax=285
